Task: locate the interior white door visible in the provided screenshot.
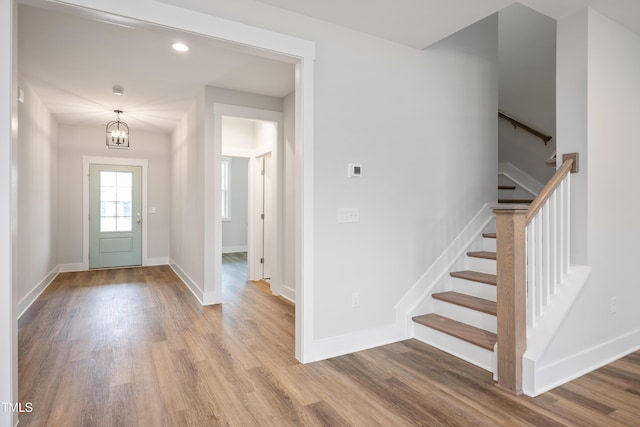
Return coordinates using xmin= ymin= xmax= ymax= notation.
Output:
xmin=89 ymin=164 xmax=142 ymax=268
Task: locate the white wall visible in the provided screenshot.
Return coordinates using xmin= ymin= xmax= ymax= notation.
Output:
xmin=308 ymin=15 xmax=499 ymax=340
xmin=498 ymin=3 xmax=556 ymax=184
xmin=221 ymin=116 xmax=277 ymax=157
xmin=57 ymin=125 xmax=171 ymax=267
xmin=221 ymin=117 xmax=256 ymax=157
xmin=171 ymin=96 xmax=205 ymax=290
xmin=556 ymin=9 xmax=589 ymax=265
xmin=221 ymin=157 xmax=249 ymax=252
xmin=171 ymin=87 xmax=283 ymax=303
xmin=540 ymin=8 xmax=640 ymax=380
xmin=16 ymin=81 xmax=58 ymax=306
xmin=162 ymin=3 xmax=497 ymax=345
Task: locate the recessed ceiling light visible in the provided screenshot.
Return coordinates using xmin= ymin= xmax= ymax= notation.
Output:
xmin=172 ymin=42 xmax=189 ymax=52
xmin=112 ymin=85 xmax=124 ymax=96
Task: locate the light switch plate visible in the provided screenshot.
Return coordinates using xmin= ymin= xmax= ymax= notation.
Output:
xmin=338 ymin=208 xmax=359 ymax=223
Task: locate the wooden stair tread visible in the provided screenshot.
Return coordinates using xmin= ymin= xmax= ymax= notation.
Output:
xmin=467 ymin=251 xmax=496 ymax=260
xmin=482 ymin=232 xmax=496 ymax=239
xmin=449 ymin=270 xmax=496 ymax=286
xmin=498 ymin=185 xmax=516 ymax=190
xmin=432 ymin=291 xmax=496 ymax=315
xmin=412 ymin=313 xmax=497 ymax=351
xmin=498 ymin=198 xmax=534 ymax=204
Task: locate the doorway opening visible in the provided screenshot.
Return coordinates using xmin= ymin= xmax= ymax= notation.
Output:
xmin=219 ymin=111 xmax=286 ymax=300
xmin=7 ymin=9 xmax=315 ymax=409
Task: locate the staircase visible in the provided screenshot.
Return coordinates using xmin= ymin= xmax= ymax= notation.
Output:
xmin=411 ymin=183 xmax=529 ymax=373
xmin=410 ymin=157 xmax=577 ymax=394
xmin=412 ymin=230 xmax=499 ymax=371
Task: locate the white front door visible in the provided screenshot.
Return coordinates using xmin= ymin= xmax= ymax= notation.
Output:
xmin=89 ymin=164 xmax=142 ymax=268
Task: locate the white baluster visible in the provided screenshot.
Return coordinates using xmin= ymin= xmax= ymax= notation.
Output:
xmin=526 ymin=223 xmax=535 ymax=327
xmin=549 ymin=191 xmax=558 ymax=295
xmin=535 ymin=211 xmax=543 ymax=318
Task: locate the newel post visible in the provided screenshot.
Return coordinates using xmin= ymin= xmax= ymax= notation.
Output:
xmin=494 ymin=206 xmax=528 ymax=395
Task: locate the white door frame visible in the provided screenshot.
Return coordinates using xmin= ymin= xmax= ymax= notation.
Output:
xmin=216 ymin=104 xmax=283 ymax=296
xmin=1 ymin=1 xmax=16 ymax=425
xmin=82 ymin=156 xmax=149 ymax=270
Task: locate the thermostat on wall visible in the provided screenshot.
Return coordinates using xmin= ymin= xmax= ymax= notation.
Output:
xmin=348 ymin=163 xmax=362 ymax=177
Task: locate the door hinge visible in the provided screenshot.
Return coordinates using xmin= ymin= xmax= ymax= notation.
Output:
xmin=260 ymin=258 xmax=264 ymax=264
xmin=261 ymin=169 xmax=265 ymax=176
xmin=261 ymin=213 xmax=264 ymax=220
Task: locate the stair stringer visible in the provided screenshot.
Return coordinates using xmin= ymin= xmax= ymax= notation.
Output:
xmin=394 ymin=203 xmax=496 ymax=370
xmin=522 ymin=265 xmax=593 ymax=396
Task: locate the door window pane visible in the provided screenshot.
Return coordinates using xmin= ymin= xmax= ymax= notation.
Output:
xmin=101 ymin=217 xmax=117 ymax=232
xmin=101 ymin=171 xmax=117 ymax=187
xmin=100 ymin=171 xmax=133 ymax=232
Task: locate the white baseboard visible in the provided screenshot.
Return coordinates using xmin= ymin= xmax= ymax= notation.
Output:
xmin=169 ymin=259 xmax=204 ymax=305
xmin=395 ymin=203 xmax=495 ymax=336
xmin=146 ymin=257 xmax=169 ymax=266
xmin=498 ymin=162 xmax=544 ymax=195
xmin=280 ymin=285 xmax=295 ymax=303
xmin=310 ymin=323 xmax=404 ymax=362
xmin=59 ymin=262 xmax=85 ymax=272
xmin=17 ymin=266 xmax=59 ymax=319
xmin=524 ymin=328 xmax=640 ymax=396
xmin=60 ymin=257 xmax=170 ymax=271
xmin=222 ymin=246 xmax=247 ymax=254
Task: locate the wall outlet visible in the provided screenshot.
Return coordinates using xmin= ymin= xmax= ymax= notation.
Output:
xmin=352 ymin=292 xmax=360 ymax=308
xmin=610 ymin=297 xmax=617 ymax=314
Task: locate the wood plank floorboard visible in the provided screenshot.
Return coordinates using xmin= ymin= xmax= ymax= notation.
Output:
xmin=18 ymin=260 xmax=640 ymax=426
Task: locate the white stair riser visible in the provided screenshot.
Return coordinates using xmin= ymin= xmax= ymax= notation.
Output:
xmin=433 ymin=299 xmax=497 ymax=333
xmin=413 ymin=323 xmax=495 ymax=372
xmin=450 ymin=277 xmax=496 ymax=301
xmin=466 ymin=257 xmax=496 ymax=275
xmin=482 ymin=237 xmax=496 ymax=252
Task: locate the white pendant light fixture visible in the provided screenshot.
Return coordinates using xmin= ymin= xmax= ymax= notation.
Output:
xmin=105 ymin=109 xmax=130 ymax=149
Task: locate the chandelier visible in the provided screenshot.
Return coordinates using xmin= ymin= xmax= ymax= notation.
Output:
xmin=105 ymin=110 xmax=130 ymax=149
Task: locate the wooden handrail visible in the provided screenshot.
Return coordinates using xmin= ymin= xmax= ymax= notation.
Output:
xmin=498 ymin=111 xmax=553 ymax=145
xmin=525 ymin=158 xmax=574 ymax=223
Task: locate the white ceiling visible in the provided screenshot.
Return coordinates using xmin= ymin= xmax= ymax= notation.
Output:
xmin=18 ymin=1 xmax=640 ymax=135
xmin=254 ymin=0 xmax=640 ymax=47
xmin=18 ymin=3 xmax=296 ymax=133
xmin=256 ymin=0 xmax=513 ymax=49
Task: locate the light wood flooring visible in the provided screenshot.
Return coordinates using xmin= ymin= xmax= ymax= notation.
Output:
xmin=18 ymin=260 xmax=640 ymax=426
